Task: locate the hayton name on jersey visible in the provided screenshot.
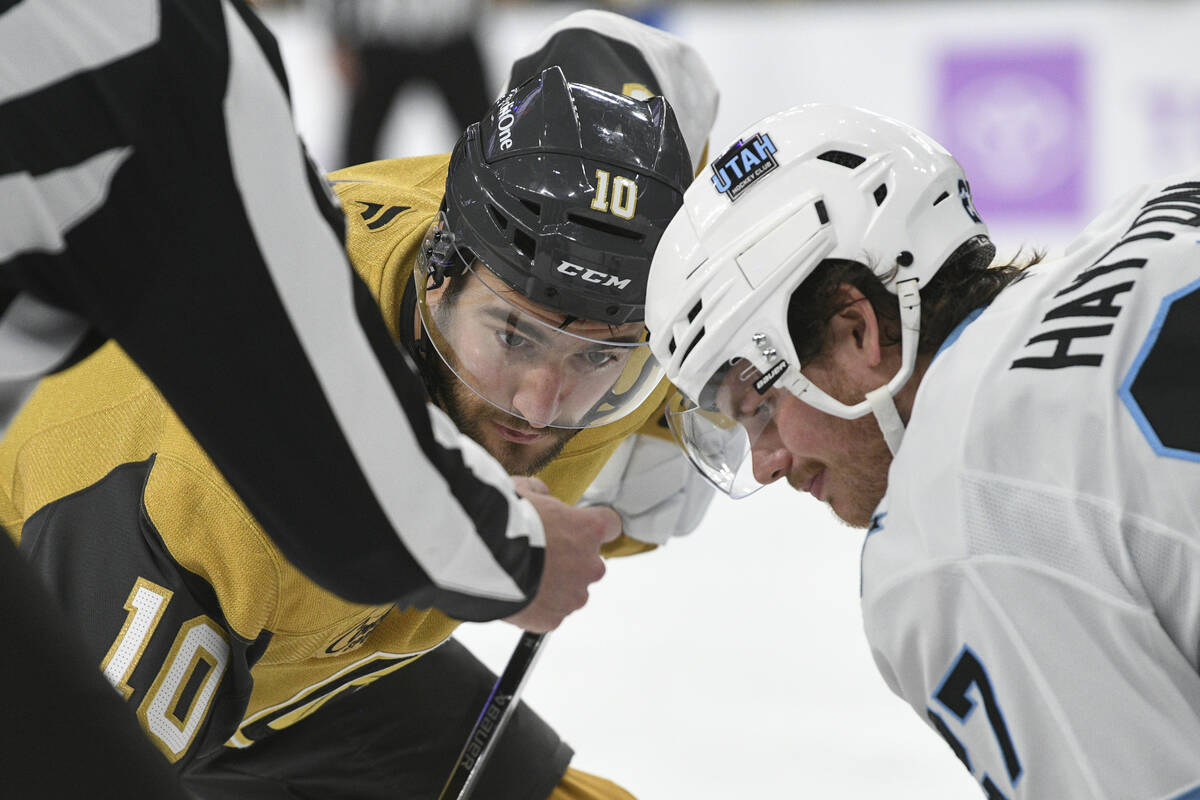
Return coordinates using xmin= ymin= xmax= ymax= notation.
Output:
xmin=1011 ymin=180 xmax=1200 ymax=371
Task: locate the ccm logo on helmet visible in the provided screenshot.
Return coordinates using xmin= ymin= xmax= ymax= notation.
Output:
xmin=557 ymin=262 xmax=631 ymax=290
xmin=497 ymin=89 xmax=518 ymax=151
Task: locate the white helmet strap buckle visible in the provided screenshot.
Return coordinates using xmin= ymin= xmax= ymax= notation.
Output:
xmin=865 ymin=384 xmax=906 ymax=455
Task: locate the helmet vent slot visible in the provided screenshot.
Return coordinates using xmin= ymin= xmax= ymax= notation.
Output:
xmin=513 ymin=228 xmax=537 ymax=261
xmin=815 ymin=200 xmax=829 ymax=224
xmin=873 ymin=184 xmax=888 ymax=206
xmin=933 ymin=191 xmax=950 ymax=206
xmin=487 ymin=204 xmax=508 ymax=231
xmin=687 ymin=300 xmax=703 ymax=322
xmin=519 ymin=198 xmax=542 ymax=217
xmin=817 ymin=150 xmax=866 ymax=169
xmin=567 ymin=213 xmax=644 ymax=241
xmin=680 ymin=327 xmax=705 ymax=364
xmin=668 ymin=336 xmax=677 ymax=355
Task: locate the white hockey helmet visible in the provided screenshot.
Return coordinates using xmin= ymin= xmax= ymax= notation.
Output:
xmin=646 ymin=103 xmax=992 ymax=496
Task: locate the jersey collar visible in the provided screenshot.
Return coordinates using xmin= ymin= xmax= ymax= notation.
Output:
xmin=933 ymin=305 xmax=988 ymax=362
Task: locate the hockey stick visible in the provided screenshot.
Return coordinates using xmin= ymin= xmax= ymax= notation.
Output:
xmin=437 ymin=630 xmax=550 ymax=800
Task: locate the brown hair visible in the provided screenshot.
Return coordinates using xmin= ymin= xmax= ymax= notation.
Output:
xmin=786 ymin=238 xmax=1041 ymax=364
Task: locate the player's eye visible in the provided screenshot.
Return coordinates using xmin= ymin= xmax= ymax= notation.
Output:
xmin=497 ymin=328 xmax=529 ymax=349
xmin=754 ymin=393 xmax=777 ymax=421
xmin=579 ymin=348 xmax=621 ymax=368
xmin=737 ymin=389 xmax=776 ymax=425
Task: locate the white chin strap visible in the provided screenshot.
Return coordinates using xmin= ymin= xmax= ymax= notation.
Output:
xmin=790 ymin=278 xmax=919 ymax=457
xmin=780 ymin=279 xmax=921 ymax=457
xmin=869 ymin=277 xmax=922 ymax=456
xmin=865 ymin=385 xmax=906 ymax=455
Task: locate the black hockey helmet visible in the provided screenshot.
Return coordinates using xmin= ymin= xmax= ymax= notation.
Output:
xmin=413 ymin=68 xmax=694 ymax=429
xmin=432 ymin=66 xmax=692 ymax=325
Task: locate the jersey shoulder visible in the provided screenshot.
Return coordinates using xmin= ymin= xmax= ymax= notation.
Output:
xmin=329 ymin=156 xmax=447 ymax=340
xmin=866 ymin=169 xmax=1200 ymax=602
xmin=0 ymin=342 xmax=164 ymax=538
xmin=1 ymin=339 xmax=387 ymax=641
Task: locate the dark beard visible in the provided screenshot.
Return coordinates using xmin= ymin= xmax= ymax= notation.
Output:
xmin=425 ymin=350 xmax=576 ymax=476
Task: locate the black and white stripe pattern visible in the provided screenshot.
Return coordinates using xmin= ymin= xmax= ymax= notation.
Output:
xmin=0 ymin=0 xmax=159 ymax=104
xmin=0 ymin=0 xmax=541 ymax=618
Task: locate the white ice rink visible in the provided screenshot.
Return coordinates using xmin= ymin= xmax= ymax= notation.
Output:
xmin=259 ymin=3 xmax=998 ymax=795
xmin=455 ymin=484 xmax=982 ymax=799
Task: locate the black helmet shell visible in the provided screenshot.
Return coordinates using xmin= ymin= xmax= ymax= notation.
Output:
xmin=443 ymin=66 xmax=692 ymax=324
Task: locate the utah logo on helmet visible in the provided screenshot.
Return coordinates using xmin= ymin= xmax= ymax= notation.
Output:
xmin=710 ymin=133 xmax=778 ymax=201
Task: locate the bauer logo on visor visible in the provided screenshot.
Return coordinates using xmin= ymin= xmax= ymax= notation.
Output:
xmin=710 ymin=132 xmax=778 ymax=201
xmin=754 ymin=359 xmax=789 ymax=393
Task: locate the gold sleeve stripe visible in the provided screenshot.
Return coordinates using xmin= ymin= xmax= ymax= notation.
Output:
xmin=228 ymin=645 xmax=439 ymax=748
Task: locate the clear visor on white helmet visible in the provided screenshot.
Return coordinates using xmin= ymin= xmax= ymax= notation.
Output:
xmin=666 ymin=357 xmax=790 ymax=498
xmin=415 ymin=213 xmax=663 ymax=429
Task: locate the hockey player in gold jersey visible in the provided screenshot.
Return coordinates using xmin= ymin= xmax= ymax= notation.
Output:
xmin=0 ymin=12 xmax=718 ymax=800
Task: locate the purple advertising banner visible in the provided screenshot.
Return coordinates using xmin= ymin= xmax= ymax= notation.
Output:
xmin=936 ymin=47 xmax=1087 ymax=220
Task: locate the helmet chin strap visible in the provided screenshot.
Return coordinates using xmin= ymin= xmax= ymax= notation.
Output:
xmin=865 ymin=385 xmax=906 ymax=456
xmin=865 ymin=278 xmax=922 ymax=456
xmin=777 ymin=279 xmax=922 ymax=457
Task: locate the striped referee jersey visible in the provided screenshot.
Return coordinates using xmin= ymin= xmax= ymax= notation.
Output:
xmin=0 ymin=0 xmax=543 ymax=620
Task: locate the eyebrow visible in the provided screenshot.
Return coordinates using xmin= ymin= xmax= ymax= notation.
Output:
xmin=479 ymin=307 xmax=643 ymax=346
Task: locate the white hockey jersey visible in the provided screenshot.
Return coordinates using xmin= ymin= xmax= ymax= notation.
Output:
xmin=862 ymin=169 xmax=1200 ymax=800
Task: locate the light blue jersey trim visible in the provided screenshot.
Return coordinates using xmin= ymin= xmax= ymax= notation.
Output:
xmin=934 ymin=306 xmax=987 ymax=362
xmin=859 ymin=511 xmax=886 ymax=597
xmin=1168 ymin=782 xmax=1200 ymax=800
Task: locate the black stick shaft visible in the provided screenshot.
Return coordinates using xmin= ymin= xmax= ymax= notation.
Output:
xmin=437 ymin=631 xmax=549 ymax=800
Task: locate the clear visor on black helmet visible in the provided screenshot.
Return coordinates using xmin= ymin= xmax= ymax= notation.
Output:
xmin=666 ymin=357 xmax=787 ymax=498
xmin=414 ymin=213 xmax=663 ymax=429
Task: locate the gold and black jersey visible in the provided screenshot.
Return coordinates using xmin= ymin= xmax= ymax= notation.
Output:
xmin=0 ymin=155 xmax=671 ymax=767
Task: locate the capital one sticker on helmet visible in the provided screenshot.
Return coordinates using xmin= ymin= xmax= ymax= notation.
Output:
xmin=711 ymin=132 xmax=778 ymax=201
xmin=496 ymin=89 xmax=518 ymax=151
xmin=556 ymin=261 xmax=631 ymax=290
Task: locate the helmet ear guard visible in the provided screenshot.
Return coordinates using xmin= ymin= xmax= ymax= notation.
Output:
xmin=418 ymin=211 xmax=471 ymax=290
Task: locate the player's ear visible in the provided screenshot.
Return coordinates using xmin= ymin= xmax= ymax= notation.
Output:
xmin=825 ymin=283 xmax=886 ymax=370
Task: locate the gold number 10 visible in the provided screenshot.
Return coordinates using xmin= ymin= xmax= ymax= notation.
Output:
xmin=590 ymin=169 xmax=638 ymax=220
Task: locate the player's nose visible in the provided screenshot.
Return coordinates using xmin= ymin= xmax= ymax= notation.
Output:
xmin=511 ymin=363 xmax=566 ymax=428
xmin=750 ymin=436 xmax=792 ymax=485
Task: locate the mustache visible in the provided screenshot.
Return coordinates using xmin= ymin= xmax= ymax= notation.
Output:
xmin=492 ymin=416 xmax=541 ymax=436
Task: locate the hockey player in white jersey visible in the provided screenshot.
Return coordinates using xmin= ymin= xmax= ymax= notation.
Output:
xmin=646 ymin=103 xmax=1200 ymax=799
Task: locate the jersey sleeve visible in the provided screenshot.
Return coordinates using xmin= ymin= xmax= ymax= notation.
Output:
xmin=15 ymin=455 xmax=256 ymax=767
xmin=0 ymin=0 xmax=542 ymax=620
xmin=580 ymin=394 xmax=715 ymax=553
xmin=863 ymin=548 xmax=1200 ymax=800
